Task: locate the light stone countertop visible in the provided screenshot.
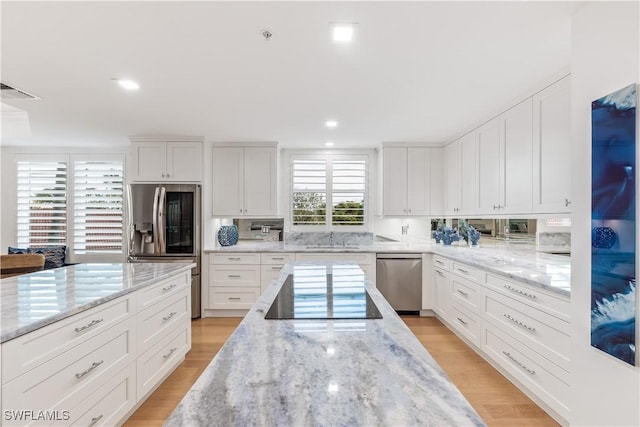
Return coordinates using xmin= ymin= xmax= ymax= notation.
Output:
xmin=164 ymin=262 xmax=486 ymax=427
xmin=205 ymin=240 xmax=571 ymax=297
xmin=0 ymin=262 xmax=194 ymax=343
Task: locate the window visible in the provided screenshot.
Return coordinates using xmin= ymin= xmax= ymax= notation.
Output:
xmin=291 ymin=154 xmax=367 ymax=229
xmin=15 ymin=155 xmax=124 ymax=259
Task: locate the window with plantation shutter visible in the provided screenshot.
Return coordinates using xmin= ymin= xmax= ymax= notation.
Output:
xmin=16 ymin=160 xmax=68 ymax=247
xmin=291 ymin=154 xmax=367 ymax=230
xmin=73 ymin=160 xmax=124 ymax=254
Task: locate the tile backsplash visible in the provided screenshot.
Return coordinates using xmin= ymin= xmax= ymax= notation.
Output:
xmin=285 ymin=232 xmax=374 ymax=246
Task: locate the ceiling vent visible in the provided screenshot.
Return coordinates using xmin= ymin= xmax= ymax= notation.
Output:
xmin=0 ymin=83 xmax=39 ymax=100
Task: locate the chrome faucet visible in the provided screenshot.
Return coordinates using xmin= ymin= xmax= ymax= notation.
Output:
xmin=329 ymin=231 xmax=334 ymax=246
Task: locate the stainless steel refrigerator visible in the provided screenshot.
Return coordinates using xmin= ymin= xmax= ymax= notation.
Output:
xmin=127 ymin=183 xmax=201 ymax=318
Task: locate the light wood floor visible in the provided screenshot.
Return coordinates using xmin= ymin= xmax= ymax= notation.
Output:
xmin=124 ymin=316 xmax=559 ymax=427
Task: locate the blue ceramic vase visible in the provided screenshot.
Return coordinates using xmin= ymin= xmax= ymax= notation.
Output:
xmin=218 ymin=225 xmax=239 ymax=246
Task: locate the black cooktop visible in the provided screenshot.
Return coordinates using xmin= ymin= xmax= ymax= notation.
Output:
xmin=265 ymin=274 xmax=382 ymax=320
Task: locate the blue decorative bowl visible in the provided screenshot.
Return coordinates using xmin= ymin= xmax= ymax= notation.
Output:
xmin=591 ymin=226 xmax=617 ymax=249
xmin=218 ymin=225 xmax=239 ymax=246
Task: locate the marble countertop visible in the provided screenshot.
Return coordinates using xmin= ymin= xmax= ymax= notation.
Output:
xmin=0 ymin=262 xmax=194 ymax=343
xmin=165 ymin=262 xmax=485 ymax=427
xmin=205 ymin=240 xmax=571 ymax=297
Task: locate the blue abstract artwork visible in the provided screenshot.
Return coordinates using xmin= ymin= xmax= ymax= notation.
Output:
xmin=591 ymin=83 xmax=637 ymax=366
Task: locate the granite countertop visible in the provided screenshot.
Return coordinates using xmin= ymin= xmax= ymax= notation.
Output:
xmin=205 ymin=240 xmax=571 ymax=297
xmin=0 ymin=262 xmax=194 ymax=343
xmin=165 ymin=262 xmax=485 ymax=427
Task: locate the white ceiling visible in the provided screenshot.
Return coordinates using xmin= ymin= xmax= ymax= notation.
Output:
xmin=1 ymin=1 xmax=581 ymax=148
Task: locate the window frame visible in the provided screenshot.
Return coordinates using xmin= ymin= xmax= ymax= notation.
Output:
xmin=14 ymin=153 xmax=126 ymax=264
xmin=288 ymin=151 xmax=370 ymax=232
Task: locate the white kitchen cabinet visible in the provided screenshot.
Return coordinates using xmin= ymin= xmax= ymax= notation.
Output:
xmin=460 ymin=132 xmax=479 ymax=215
xmin=445 ymin=140 xmax=462 ymax=215
xmin=477 ymin=117 xmax=502 ymax=213
xmin=209 ymin=252 xmax=261 ymax=309
xmin=382 ymin=147 xmax=431 ymax=216
xmin=532 ymin=76 xmax=571 ymax=213
xmin=429 ymin=148 xmax=445 ymax=216
xmin=502 ymin=98 xmax=534 ymax=214
xmin=211 ymin=144 xmax=278 ymax=217
xmin=432 ymin=256 xmax=452 ymax=323
xmin=129 ymin=138 xmax=203 ymax=182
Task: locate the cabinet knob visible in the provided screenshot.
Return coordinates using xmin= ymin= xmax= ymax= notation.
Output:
xmin=166 ymin=173 xmax=170 ymax=178
xmin=408 ymin=208 xmax=412 ymax=214
xmin=565 ymin=198 xmax=571 ymax=207
xmin=161 ymin=173 xmax=165 ymax=178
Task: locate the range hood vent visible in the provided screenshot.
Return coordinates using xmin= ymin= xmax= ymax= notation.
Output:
xmin=0 ymin=83 xmax=39 ymax=100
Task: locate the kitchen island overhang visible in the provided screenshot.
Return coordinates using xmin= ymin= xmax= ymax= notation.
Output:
xmin=165 ymin=262 xmax=485 ymax=426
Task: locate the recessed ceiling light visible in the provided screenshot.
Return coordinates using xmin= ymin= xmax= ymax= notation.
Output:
xmin=116 ymin=79 xmax=139 ymax=90
xmin=325 ymin=141 xmax=334 ymax=147
xmin=325 ymin=120 xmax=339 ymax=128
xmin=332 ymin=25 xmax=354 ymax=43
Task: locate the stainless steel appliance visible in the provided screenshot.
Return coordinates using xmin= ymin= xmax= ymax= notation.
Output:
xmin=127 ymin=183 xmax=201 ymax=319
xmin=376 ymin=253 xmax=422 ymax=313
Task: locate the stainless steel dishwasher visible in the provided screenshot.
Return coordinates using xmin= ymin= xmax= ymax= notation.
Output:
xmin=376 ymin=253 xmax=422 ymax=313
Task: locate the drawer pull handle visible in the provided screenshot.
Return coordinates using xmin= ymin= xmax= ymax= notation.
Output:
xmin=456 ymin=289 xmax=469 ymax=297
xmin=74 ymin=318 xmax=104 ymax=333
xmin=504 ymin=313 xmax=536 ymax=332
xmin=434 ymin=269 xmax=445 ymax=276
xmin=503 ymin=284 xmax=537 ymax=299
xmin=163 ymin=311 xmax=178 ymax=321
xmin=163 ymin=347 xmax=178 ymax=360
xmin=88 ymin=414 xmax=104 ymax=427
xmin=228 ymin=274 xmax=242 ymax=278
xmin=75 ymin=360 xmax=104 ymax=379
xmin=457 ymin=268 xmax=469 ymax=274
xmin=228 ymin=257 xmax=241 ymax=261
xmin=228 ymin=297 xmax=241 ymax=300
xmin=435 ymin=259 xmax=444 ymax=265
xmin=272 ymin=257 xmax=284 ymax=260
xmin=272 ymin=266 xmax=281 ymax=270
xmin=162 ymin=284 xmax=177 ymax=292
xmin=502 ymin=351 xmax=535 ymax=375
xmin=456 ymin=317 xmax=467 ymax=326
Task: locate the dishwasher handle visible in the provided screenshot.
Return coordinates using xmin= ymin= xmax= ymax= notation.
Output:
xmin=376 ymin=253 xmax=422 ymax=259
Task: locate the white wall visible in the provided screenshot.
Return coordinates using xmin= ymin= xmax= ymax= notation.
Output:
xmin=571 ymin=2 xmax=640 ymax=426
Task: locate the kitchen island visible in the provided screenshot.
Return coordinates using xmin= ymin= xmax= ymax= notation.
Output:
xmin=1 ymin=262 xmax=194 ymax=427
xmin=165 ymin=262 xmax=485 ymax=426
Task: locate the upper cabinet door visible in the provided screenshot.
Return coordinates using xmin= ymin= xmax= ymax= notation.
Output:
xmin=445 ymin=140 xmax=462 ymax=215
xmin=502 ymin=98 xmax=534 ymax=214
xmin=407 ymin=147 xmax=430 ymax=216
xmin=243 ymin=147 xmax=277 ymax=216
xmin=382 ymin=147 xmax=409 ymax=216
xmin=166 ymin=141 xmax=203 ymax=182
xmin=460 ymin=132 xmax=479 ymax=215
xmin=430 ymin=148 xmax=445 ymax=217
xmin=131 ymin=142 xmax=166 ymax=181
xmin=532 ymin=76 xmax=571 ymax=213
xmin=211 ymin=147 xmax=244 ymax=216
xmin=477 ymin=117 xmax=502 ymax=213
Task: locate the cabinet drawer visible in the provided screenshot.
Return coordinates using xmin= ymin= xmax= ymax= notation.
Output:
xmin=261 ymin=265 xmax=285 ymax=293
xmin=451 ymin=305 xmax=481 ymax=347
xmin=2 ymin=318 xmax=136 ymax=420
xmin=210 ymin=253 xmax=260 ymax=265
xmin=2 ymin=295 xmax=134 ymax=384
xmin=261 ymin=253 xmax=295 ymax=264
xmin=483 ymin=323 xmax=569 ymax=420
xmin=452 ymin=275 xmax=481 ymax=314
xmin=138 ymin=289 xmax=189 ymax=354
xmin=66 ymin=362 xmax=136 ymax=427
xmin=137 ymin=325 xmax=189 ymax=400
xmin=210 ymin=265 xmax=260 ymax=287
xmin=296 ymin=252 xmax=373 ymax=265
xmin=209 ymin=287 xmax=260 ymax=309
xmin=433 ymin=255 xmax=452 ymax=271
xmin=486 ymin=274 xmax=570 ymax=322
xmin=483 ymin=288 xmax=570 ymax=372
xmin=452 ymin=262 xmax=485 ymax=283
xmin=137 ymin=272 xmax=190 ymax=311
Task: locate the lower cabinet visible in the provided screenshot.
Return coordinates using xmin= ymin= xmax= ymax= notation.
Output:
xmin=430 ymin=255 xmax=571 ymax=425
xmin=1 ymin=272 xmax=191 ymax=427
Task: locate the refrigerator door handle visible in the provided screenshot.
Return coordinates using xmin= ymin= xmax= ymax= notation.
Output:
xmin=158 ymin=187 xmax=167 ymax=254
xmin=152 ymin=186 xmax=161 ymax=254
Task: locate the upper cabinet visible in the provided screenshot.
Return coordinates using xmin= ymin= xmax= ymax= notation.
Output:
xmin=502 ymin=98 xmax=534 ymax=214
xmin=129 ymin=136 xmax=203 ymax=182
xmin=445 ymin=133 xmax=478 ymax=216
xmin=532 ymin=76 xmax=571 ymax=213
xmin=211 ymin=144 xmax=278 ymax=217
xmin=381 ymin=146 xmax=442 ymax=216
xmin=445 ymin=140 xmax=462 ymax=215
